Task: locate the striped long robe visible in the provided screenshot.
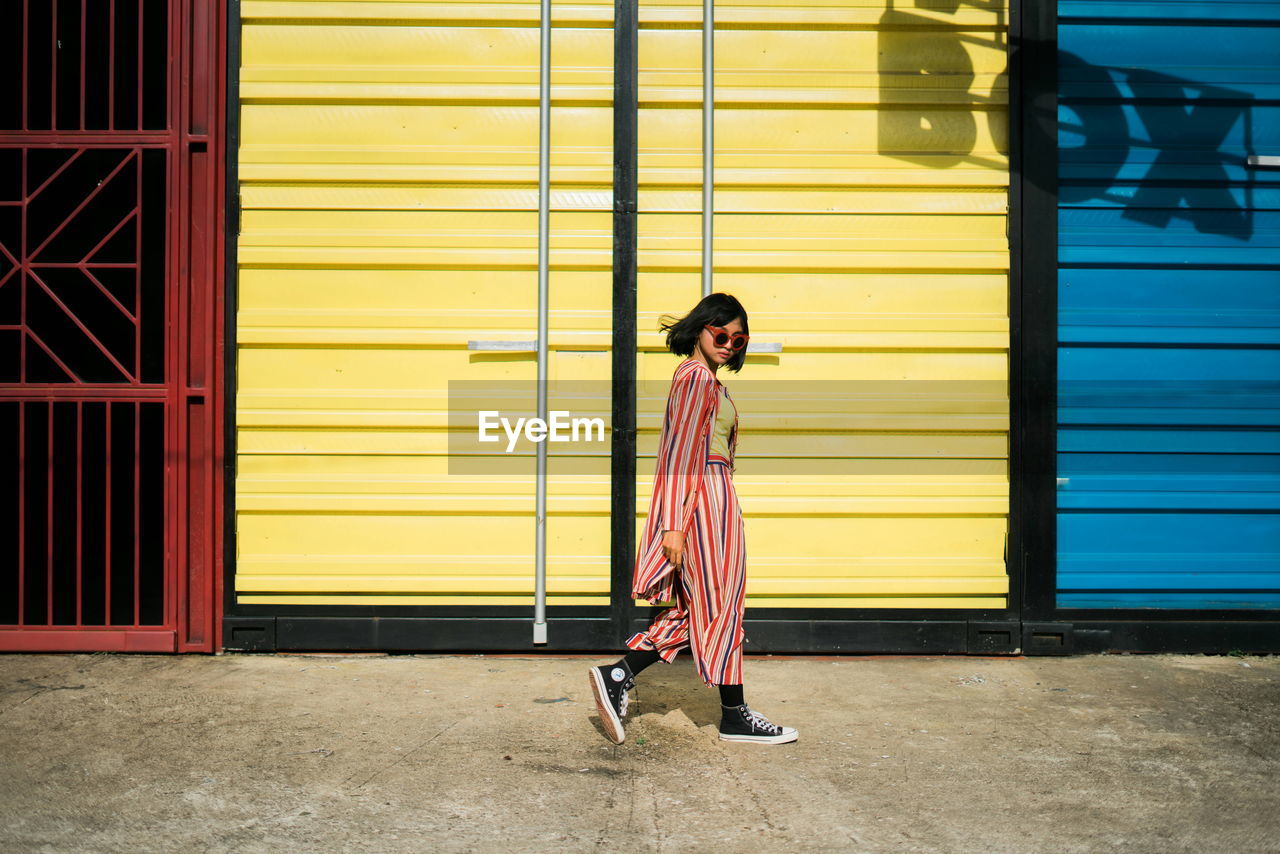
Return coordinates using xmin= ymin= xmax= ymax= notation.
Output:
xmin=631 ymin=357 xmax=738 ymax=606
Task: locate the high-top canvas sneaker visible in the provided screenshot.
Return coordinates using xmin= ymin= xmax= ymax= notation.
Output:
xmin=719 ymin=703 xmax=799 ymax=744
xmin=588 ymin=661 xmax=635 ymax=744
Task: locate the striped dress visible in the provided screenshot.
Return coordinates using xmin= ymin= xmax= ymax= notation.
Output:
xmin=628 ymin=357 xmax=746 ymax=686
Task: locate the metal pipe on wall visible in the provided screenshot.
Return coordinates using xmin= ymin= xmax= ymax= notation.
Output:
xmin=533 ymin=0 xmax=551 ymax=644
xmin=699 ymin=3 xmax=781 ymax=354
xmin=702 ymin=0 xmax=714 ymax=296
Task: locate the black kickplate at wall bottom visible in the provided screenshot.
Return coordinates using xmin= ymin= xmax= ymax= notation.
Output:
xmin=224 ymin=617 xmax=999 ymax=654
xmin=729 ymin=619 xmax=1020 ymax=655
xmin=1062 ymin=620 xmax=1280 ymax=655
xmin=223 ymin=617 xmax=1280 ymax=655
xmin=224 ymin=616 xmax=616 ymax=652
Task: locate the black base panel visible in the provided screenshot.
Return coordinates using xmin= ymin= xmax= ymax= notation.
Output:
xmin=224 ymin=616 xmax=615 ymax=652
xmin=223 ymin=616 xmax=1280 ymax=655
xmin=1053 ymin=621 xmax=1280 ymax=655
xmin=224 ymin=617 xmax=1022 ymax=655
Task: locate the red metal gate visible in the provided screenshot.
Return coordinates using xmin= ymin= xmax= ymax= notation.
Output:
xmin=0 ymin=0 xmax=224 ymax=652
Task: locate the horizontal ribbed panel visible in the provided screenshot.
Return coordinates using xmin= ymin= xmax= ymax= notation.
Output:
xmin=634 ymin=0 xmax=1010 ymax=609
xmin=1058 ymin=0 xmax=1280 ymax=21
xmin=1057 ymin=5 xmax=1280 ymax=610
xmin=237 ymin=0 xmax=614 ymax=606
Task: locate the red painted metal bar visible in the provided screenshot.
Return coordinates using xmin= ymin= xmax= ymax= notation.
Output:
xmin=76 ymin=400 xmax=82 ymax=625
xmin=34 ymin=262 xmax=138 ymax=269
xmin=82 ymin=267 xmax=138 ymax=324
xmin=28 ymin=270 xmax=135 ymax=380
xmin=133 ymin=399 xmax=139 ymax=626
xmin=22 ymin=0 xmax=29 ymax=131
xmin=109 ymin=0 xmax=115 ymax=132
xmin=136 ymin=0 xmax=143 ymax=130
xmin=0 ymin=629 xmax=176 ymax=652
xmin=104 ymin=401 xmax=111 ymax=626
xmin=177 ymin=0 xmax=192 ymax=645
xmin=81 ymin=208 xmax=140 ymax=266
xmin=46 ymin=401 xmax=53 ymax=626
xmin=9 ymin=135 xmax=172 ymax=145
xmin=25 ymin=329 xmax=77 ymax=385
xmin=0 ymin=388 xmax=167 ymax=399
xmin=172 ymin=0 xmax=187 ymax=645
xmin=0 ymin=249 xmax=18 ymax=291
xmin=20 ymin=148 xmax=26 ymax=393
xmin=50 ymin=0 xmax=57 ymax=130
xmin=27 ymin=150 xmax=135 ymax=259
xmin=17 ymin=401 xmax=25 ymax=626
xmin=136 ymin=144 xmax=143 ymax=382
xmin=80 ymin=0 xmax=86 ymax=131
xmin=24 ymin=149 xmax=82 ymax=203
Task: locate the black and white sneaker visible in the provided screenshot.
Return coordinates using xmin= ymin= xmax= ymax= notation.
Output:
xmin=719 ymin=704 xmax=798 ymax=744
xmin=588 ymin=661 xmax=635 ymax=744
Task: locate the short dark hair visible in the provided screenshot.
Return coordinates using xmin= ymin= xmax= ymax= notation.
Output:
xmin=658 ymin=292 xmax=750 ymax=373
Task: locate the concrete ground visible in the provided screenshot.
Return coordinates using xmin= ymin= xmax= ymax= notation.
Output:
xmin=0 ymin=652 xmax=1276 ymax=853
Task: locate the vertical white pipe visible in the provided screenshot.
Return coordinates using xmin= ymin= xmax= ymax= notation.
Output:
xmin=702 ymin=0 xmax=714 ymax=296
xmin=534 ymin=0 xmax=551 ymax=644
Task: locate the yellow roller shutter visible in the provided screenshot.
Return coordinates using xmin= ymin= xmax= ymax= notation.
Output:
xmin=235 ymin=0 xmax=616 ymax=606
xmin=235 ymin=0 xmax=1010 ymax=612
xmin=636 ymin=0 xmax=1010 ymax=609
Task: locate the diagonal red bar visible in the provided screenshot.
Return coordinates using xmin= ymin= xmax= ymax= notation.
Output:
xmin=24 ymin=149 xmax=83 ymax=204
xmin=24 ymin=328 xmax=81 ymax=382
xmin=81 ymin=266 xmax=137 ymax=324
xmin=28 ymin=150 xmax=135 ymax=261
xmin=81 ymin=207 xmax=138 ymax=265
xmin=0 ymin=239 xmax=21 ymax=291
xmin=28 ymin=269 xmax=135 ymax=381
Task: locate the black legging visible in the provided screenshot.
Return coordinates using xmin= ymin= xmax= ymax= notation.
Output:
xmin=621 ymin=648 xmax=744 ymax=707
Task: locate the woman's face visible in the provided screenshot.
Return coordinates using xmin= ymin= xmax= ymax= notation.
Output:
xmin=698 ymin=316 xmax=745 ymax=367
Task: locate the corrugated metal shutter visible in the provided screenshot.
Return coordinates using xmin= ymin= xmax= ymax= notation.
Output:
xmin=636 ymin=1 xmax=1012 ymax=608
xmin=234 ymin=0 xmax=616 ymax=606
xmin=1057 ymin=0 xmax=1280 ymax=608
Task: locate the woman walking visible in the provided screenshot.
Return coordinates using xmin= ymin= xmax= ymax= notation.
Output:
xmin=589 ymin=293 xmax=797 ymax=745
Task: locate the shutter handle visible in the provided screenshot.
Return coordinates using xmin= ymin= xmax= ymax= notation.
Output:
xmin=468 ymin=340 xmax=537 ymax=351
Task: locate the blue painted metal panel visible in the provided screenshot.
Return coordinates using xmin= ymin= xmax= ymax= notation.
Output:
xmin=1060 ymin=0 xmax=1280 ymax=22
xmin=1057 ymin=2 xmax=1280 ymax=609
xmin=1061 ymin=269 xmax=1280 ymax=346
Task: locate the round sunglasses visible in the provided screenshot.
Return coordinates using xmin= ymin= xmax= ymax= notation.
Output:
xmin=704 ymin=323 xmax=749 ymax=351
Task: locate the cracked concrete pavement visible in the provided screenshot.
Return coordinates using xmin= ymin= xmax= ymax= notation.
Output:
xmin=1 ymin=651 xmax=1277 ymax=852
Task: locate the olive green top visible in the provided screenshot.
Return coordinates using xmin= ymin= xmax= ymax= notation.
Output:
xmin=708 ymin=385 xmax=735 ymax=459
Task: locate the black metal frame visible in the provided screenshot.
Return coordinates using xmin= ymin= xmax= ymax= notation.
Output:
xmin=220 ymin=0 xmax=1280 ymax=656
xmin=220 ymin=0 xmax=623 ymax=652
xmin=610 ymin=0 xmax=640 ymax=650
xmin=220 ymin=0 xmax=240 ymax=649
xmin=1011 ymin=0 xmax=1058 ymax=631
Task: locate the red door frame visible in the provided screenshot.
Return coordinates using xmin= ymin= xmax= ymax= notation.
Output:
xmin=0 ymin=0 xmax=226 ymax=652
